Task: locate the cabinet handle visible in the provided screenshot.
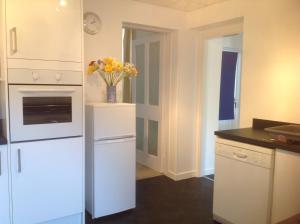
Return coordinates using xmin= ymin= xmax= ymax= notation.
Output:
xmin=17 ymin=149 xmax=22 ymax=173
xmin=0 ymin=151 xmax=2 ymax=176
xmin=10 ymin=27 xmax=18 ymax=55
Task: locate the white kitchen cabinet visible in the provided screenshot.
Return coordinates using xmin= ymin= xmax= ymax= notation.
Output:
xmin=10 ymin=137 xmax=84 ymax=224
xmin=272 ymin=149 xmax=300 ymax=223
xmin=0 ymin=145 xmax=10 ymax=224
xmin=6 ymin=0 xmax=82 ymax=63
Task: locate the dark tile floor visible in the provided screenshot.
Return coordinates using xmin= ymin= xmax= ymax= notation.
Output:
xmin=86 ymin=176 xmax=219 ymax=224
xmin=205 ymin=174 xmax=215 ymax=181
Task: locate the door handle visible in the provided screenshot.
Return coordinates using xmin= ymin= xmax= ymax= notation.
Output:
xmin=17 ymin=149 xmax=22 ymax=173
xmin=10 ymin=27 xmax=18 ymax=55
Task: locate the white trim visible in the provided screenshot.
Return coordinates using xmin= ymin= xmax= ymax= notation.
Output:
xmin=122 ymin=22 xmax=173 ymax=34
xmin=194 ymin=19 xmax=244 ymax=178
xmin=165 ymin=170 xmax=196 ymax=181
xmin=203 ymin=168 xmax=215 ymax=176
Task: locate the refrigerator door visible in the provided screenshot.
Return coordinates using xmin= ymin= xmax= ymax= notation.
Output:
xmin=93 ymin=137 xmax=136 ymax=218
xmin=91 ymin=103 xmax=136 ymax=140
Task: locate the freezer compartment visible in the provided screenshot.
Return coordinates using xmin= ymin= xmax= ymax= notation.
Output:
xmin=86 ymin=103 xmax=136 ymax=141
xmin=93 ymin=137 xmax=136 ymax=218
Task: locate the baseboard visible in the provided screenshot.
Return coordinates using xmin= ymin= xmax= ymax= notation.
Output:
xmin=277 ymin=213 xmax=300 ymax=224
xmin=165 ymin=170 xmax=196 ymax=181
xmin=203 ymin=168 xmax=215 ymax=176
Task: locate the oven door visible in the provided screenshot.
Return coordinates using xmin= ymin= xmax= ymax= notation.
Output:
xmin=9 ymin=85 xmax=83 ymax=142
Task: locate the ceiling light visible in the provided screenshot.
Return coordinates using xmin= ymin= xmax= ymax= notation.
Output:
xmin=59 ymin=0 xmax=67 ymax=7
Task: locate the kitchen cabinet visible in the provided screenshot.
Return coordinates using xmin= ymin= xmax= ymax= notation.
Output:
xmin=10 ymin=137 xmax=84 ymax=224
xmin=0 ymin=145 xmax=10 ymax=224
xmin=6 ymin=0 xmax=82 ymax=63
xmin=272 ymin=149 xmax=300 ymax=224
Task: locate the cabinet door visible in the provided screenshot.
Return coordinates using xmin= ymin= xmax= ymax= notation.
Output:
xmin=6 ymin=0 xmax=82 ymax=62
xmin=11 ymin=138 xmax=83 ymax=224
xmin=0 ymin=146 xmax=10 ymax=224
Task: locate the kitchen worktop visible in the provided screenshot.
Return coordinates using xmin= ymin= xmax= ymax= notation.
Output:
xmin=215 ymin=119 xmax=300 ymax=154
xmin=0 ymin=135 xmax=7 ymax=145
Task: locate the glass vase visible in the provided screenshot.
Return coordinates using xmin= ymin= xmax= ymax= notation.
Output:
xmin=107 ymin=85 xmax=117 ymax=103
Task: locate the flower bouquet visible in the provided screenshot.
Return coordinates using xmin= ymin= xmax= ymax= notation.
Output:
xmin=88 ymin=58 xmax=138 ymax=103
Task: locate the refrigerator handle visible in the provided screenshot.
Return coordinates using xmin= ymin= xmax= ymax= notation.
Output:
xmin=95 ymin=136 xmax=136 ymax=144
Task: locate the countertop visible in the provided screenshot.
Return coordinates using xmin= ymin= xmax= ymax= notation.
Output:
xmin=0 ymin=119 xmax=7 ymax=145
xmin=0 ymin=135 xmax=7 ymax=145
xmin=215 ymin=119 xmax=300 ymax=154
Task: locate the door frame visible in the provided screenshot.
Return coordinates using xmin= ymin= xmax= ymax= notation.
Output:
xmin=122 ymin=23 xmax=175 ymax=175
xmin=194 ymin=20 xmax=244 ymax=177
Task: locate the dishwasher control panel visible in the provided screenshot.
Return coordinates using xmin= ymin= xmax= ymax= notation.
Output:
xmin=216 ymin=143 xmax=274 ymax=169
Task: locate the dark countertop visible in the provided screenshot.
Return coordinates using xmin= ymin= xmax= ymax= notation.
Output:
xmin=215 ymin=119 xmax=300 ymax=154
xmin=0 ymin=135 xmax=7 ymax=145
xmin=0 ymin=119 xmax=7 ymax=145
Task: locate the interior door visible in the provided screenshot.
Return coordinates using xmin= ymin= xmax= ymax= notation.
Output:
xmin=218 ymin=50 xmax=242 ymax=130
xmin=132 ymin=34 xmax=162 ymax=172
xmin=11 ymin=137 xmax=83 ymax=224
xmin=0 ymin=145 xmax=10 ymax=224
xmin=6 ymin=0 xmax=82 ymax=62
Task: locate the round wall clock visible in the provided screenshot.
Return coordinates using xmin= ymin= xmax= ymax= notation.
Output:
xmin=83 ymin=12 xmax=102 ymax=35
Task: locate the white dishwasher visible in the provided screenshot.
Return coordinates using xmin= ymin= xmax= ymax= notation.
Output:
xmin=213 ymin=138 xmax=275 ymax=224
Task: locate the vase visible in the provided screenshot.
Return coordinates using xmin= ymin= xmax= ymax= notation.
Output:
xmin=107 ymin=85 xmax=117 ymax=103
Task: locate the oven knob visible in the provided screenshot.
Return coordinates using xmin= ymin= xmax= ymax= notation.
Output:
xmin=56 ymin=73 xmax=62 ymax=81
xmin=32 ymin=72 xmax=40 ymax=81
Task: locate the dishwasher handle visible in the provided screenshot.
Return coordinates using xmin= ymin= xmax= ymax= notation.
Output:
xmin=233 ymin=152 xmax=248 ymax=160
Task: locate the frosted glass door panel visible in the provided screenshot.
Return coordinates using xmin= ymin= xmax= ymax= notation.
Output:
xmin=133 ymin=34 xmax=162 ymax=172
xmin=136 ymin=117 xmax=144 ymax=151
xmin=135 ymin=44 xmax=145 ymax=104
xmin=148 ymin=120 xmax=158 ymax=156
xmin=149 ymin=42 xmax=160 ymax=106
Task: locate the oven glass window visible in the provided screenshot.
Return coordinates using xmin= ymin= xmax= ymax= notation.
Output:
xmin=23 ymin=97 xmax=72 ymax=125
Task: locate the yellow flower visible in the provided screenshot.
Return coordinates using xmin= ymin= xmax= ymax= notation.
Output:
xmin=104 ymin=64 xmax=113 ymax=73
xmin=102 ymin=57 xmax=114 ymax=65
xmin=115 ymin=62 xmax=123 ymax=73
xmin=124 ymin=63 xmax=138 ymax=77
xmin=87 ymin=61 xmax=99 ymax=75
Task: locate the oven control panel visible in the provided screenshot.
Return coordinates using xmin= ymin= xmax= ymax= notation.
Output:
xmin=8 ymin=69 xmax=82 ymax=85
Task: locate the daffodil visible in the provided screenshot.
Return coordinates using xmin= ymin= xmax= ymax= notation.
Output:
xmin=87 ymin=58 xmax=138 ymax=86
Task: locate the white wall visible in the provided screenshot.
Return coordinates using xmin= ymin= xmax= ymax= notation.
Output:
xmin=84 ymin=0 xmax=300 ymax=180
xmin=187 ymin=0 xmax=300 ymax=127
xmin=84 ymin=0 xmax=185 ymax=103
xmin=184 ymin=0 xmax=300 ymax=176
xmin=83 ymin=0 xmax=187 ymax=179
xmin=201 ymin=37 xmax=223 ymax=175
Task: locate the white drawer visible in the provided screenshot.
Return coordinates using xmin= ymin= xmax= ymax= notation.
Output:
xmin=8 ymin=68 xmax=82 ymax=85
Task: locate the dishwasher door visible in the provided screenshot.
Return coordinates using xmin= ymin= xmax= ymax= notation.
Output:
xmin=213 ymin=142 xmax=274 ymax=224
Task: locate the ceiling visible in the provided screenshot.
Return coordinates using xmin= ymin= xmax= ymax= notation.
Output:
xmin=133 ymin=0 xmax=229 ymax=12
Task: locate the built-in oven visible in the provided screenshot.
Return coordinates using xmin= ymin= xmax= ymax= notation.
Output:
xmin=9 ymin=85 xmax=83 ymax=142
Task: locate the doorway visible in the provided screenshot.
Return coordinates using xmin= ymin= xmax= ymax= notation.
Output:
xmin=122 ymin=28 xmax=165 ymax=180
xmin=200 ymin=34 xmax=243 ymax=178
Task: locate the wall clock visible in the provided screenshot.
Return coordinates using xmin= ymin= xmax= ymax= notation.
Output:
xmin=83 ymin=12 xmax=102 ymax=35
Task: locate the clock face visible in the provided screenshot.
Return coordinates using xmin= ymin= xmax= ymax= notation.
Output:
xmin=83 ymin=12 xmax=102 ymax=35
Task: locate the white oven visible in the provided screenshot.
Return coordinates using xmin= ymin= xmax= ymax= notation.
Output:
xmin=9 ymin=85 xmax=83 ymax=142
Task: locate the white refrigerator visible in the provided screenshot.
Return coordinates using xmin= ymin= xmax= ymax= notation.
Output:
xmin=85 ymin=103 xmax=136 ymax=219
